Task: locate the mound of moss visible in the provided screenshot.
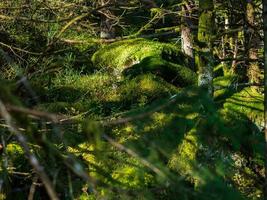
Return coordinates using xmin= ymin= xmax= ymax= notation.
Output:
xmin=91 ymin=38 xmax=186 ymax=71
xmin=123 ymin=56 xmax=197 ymax=87
xmin=37 ymin=73 xmax=180 ymax=116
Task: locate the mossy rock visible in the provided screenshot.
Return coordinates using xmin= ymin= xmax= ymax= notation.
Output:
xmin=91 ymin=38 xmax=186 ymax=71
xmin=123 ymin=56 xmax=197 ymax=87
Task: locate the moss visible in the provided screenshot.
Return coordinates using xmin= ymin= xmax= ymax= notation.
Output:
xmin=231 ymin=153 xmax=263 ymax=199
xmin=119 ymin=74 xmax=180 ymax=102
xmin=5 ymin=143 xmax=28 ymax=172
xmin=168 ymin=128 xmax=198 ymax=180
xmin=223 ymin=87 xmax=263 ymax=128
xmin=111 ymin=165 xmax=153 ymax=189
xmin=213 ymin=75 xmax=238 ymax=101
xmin=91 ymin=38 xmax=185 ymax=71
xmin=123 ymin=56 xmax=197 ymax=87
xmin=38 ymin=73 xmax=180 ymax=116
xmin=214 ymin=75 xmax=237 ymax=88
xmin=198 ymin=10 xmax=214 ymax=44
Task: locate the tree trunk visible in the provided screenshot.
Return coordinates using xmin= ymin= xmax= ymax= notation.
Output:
xmin=196 ymin=0 xmax=215 ymax=95
xmin=231 ymin=35 xmax=238 ymax=71
xmin=100 ymin=16 xmax=115 ymax=39
xmin=245 ymin=0 xmax=261 ymax=86
xmin=99 ymin=0 xmax=115 ymax=39
xmin=181 ymin=0 xmax=195 ymax=69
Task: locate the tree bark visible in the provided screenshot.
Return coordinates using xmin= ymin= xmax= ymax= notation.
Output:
xmin=181 ymin=0 xmax=195 ymax=69
xmin=99 ymin=0 xmax=115 ymax=39
xmin=196 ymin=0 xmax=215 ymax=95
xmin=245 ymin=0 xmax=261 ymax=85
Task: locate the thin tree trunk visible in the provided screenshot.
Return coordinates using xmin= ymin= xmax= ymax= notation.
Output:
xmin=245 ymin=0 xmax=261 ymax=85
xmin=221 ymin=15 xmax=228 ymax=70
xmin=100 ymin=16 xmax=115 ymax=39
xmin=181 ymin=0 xmax=195 ymax=69
xmin=231 ymin=36 xmax=238 ymax=71
xmin=99 ymin=0 xmax=115 ymax=39
xmin=196 ymin=0 xmax=215 ymax=95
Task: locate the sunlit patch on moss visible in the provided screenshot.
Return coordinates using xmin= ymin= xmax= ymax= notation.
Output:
xmin=91 ymin=38 xmax=185 ymax=71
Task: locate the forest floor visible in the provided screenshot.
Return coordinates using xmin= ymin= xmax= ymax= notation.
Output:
xmin=1 ymin=37 xmax=264 ymax=199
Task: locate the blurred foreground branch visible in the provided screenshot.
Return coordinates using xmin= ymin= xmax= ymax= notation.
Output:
xmin=0 ymin=100 xmax=59 ymax=200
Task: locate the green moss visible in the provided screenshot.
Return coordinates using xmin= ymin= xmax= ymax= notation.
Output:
xmin=6 ymin=143 xmax=28 ymax=171
xmin=91 ymin=38 xmax=184 ymax=71
xmin=213 ymin=75 xmax=238 ymax=101
xmin=214 ymin=75 xmax=237 ymax=88
xmin=123 ymin=56 xmax=197 ymax=87
xmin=112 ymin=165 xmax=153 ymax=189
xmin=198 ymin=10 xmax=214 ymax=44
xmin=38 ymin=73 xmax=180 ymax=116
xmin=223 ymin=87 xmax=263 ymax=127
xmin=168 ymin=128 xmax=198 ymax=180
xmin=119 ymin=74 xmax=180 ymax=104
